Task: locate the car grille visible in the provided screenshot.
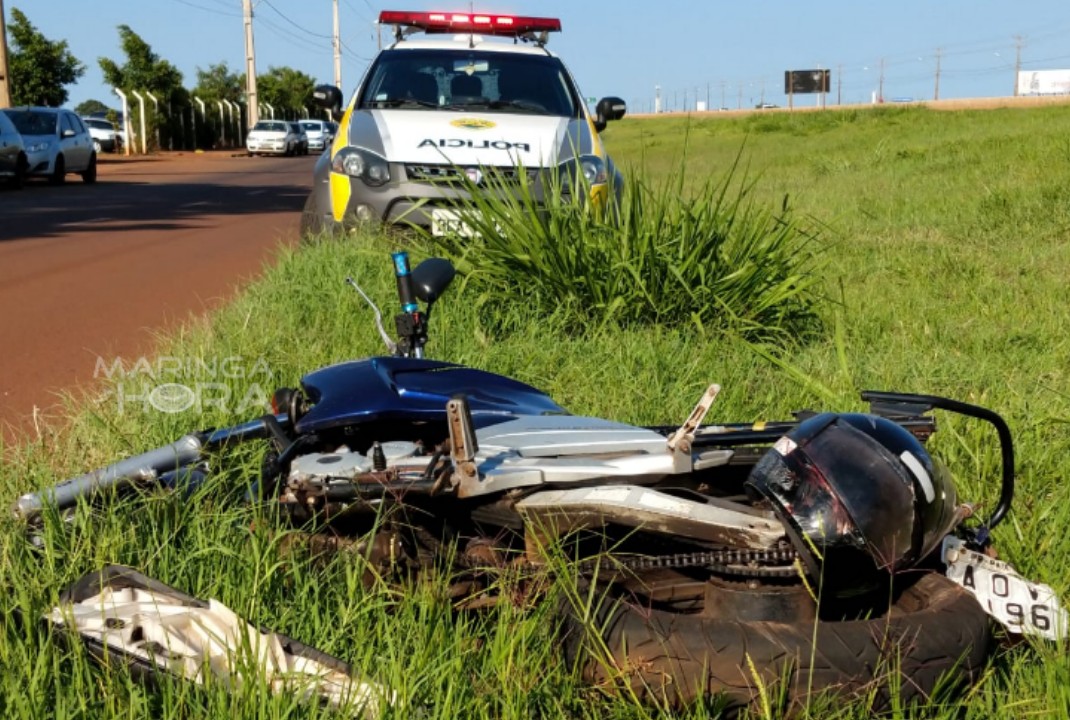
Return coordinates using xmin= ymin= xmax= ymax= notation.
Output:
xmin=404 ymin=164 xmax=539 ymax=186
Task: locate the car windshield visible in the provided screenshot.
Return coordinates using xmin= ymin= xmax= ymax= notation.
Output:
xmin=4 ymin=110 xmax=57 ymax=135
xmin=252 ymin=121 xmax=289 ymax=132
xmin=85 ymin=119 xmax=114 ymax=130
xmin=357 ymin=49 xmax=580 ymax=117
xmin=300 ymin=121 xmax=322 ymax=131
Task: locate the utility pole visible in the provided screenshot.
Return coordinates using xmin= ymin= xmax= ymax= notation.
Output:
xmin=1013 ymin=35 xmax=1023 ymax=96
xmin=836 ymin=64 xmax=842 ymax=105
xmin=333 ymin=0 xmax=342 ymax=89
xmin=243 ymin=0 xmax=259 ymax=128
xmin=0 ymin=0 xmax=12 ymax=108
xmin=933 ymin=48 xmax=942 ymax=101
xmin=878 ymin=57 xmax=885 ymax=103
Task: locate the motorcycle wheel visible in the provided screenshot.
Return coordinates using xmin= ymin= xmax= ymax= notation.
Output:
xmin=559 ymin=572 xmax=989 ymax=715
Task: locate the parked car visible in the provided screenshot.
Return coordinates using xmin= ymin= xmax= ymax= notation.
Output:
xmin=1 ymin=107 xmax=96 ymax=184
xmin=298 ymin=119 xmax=335 ymax=152
xmin=0 ymin=111 xmax=28 ymax=188
xmin=245 ymin=120 xmax=302 ymax=156
xmin=82 ymin=117 xmax=122 ymax=153
xmin=304 ymin=10 xmax=626 ymax=235
xmin=289 ymin=122 xmax=309 ymax=155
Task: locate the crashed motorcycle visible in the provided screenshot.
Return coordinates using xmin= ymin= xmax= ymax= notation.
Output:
xmin=16 ymin=251 xmax=1067 ymax=714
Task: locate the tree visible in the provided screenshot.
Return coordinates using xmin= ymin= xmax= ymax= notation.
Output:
xmin=74 ymin=98 xmax=111 ymax=116
xmin=98 ymin=25 xmax=183 ymax=97
xmin=7 ymin=7 xmax=85 ymax=107
xmin=99 ymin=25 xmax=184 ymax=150
xmin=257 ymin=66 xmax=316 ymax=117
xmin=193 ymin=62 xmax=242 ymax=103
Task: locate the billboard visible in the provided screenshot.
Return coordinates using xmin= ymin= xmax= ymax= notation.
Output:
xmin=784 ymin=69 xmax=830 ymax=94
xmin=1017 ymin=70 xmax=1070 ymax=95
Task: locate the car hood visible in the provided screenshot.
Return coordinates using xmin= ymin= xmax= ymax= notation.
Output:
xmin=18 ymin=133 xmax=56 ymax=144
xmin=354 ymin=109 xmax=580 ymax=167
xmin=248 ymin=130 xmax=287 ymax=139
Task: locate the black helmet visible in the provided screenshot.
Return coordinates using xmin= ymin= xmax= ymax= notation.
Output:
xmin=745 ymin=413 xmax=958 ymax=596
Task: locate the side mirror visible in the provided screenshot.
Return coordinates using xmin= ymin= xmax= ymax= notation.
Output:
xmin=62 ymin=129 xmax=77 ymax=139
xmin=594 ymin=96 xmax=627 ymax=132
xmin=412 ymin=257 xmax=456 ymax=304
xmin=312 ymin=84 xmax=344 ymax=120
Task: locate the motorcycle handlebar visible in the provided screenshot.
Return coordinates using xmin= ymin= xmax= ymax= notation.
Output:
xmin=13 ymin=433 xmax=205 ymax=522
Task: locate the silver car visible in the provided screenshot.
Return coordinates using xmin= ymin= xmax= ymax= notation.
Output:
xmin=0 ymin=111 xmax=28 ymax=188
xmin=298 ymin=119 xmax=335 ymax=152
xmin=1 ymin=107 xmax=96 ymax=184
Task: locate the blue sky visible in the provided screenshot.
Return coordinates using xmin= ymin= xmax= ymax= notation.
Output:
xmin=12 ymin=0 xmax=1070 ymax=112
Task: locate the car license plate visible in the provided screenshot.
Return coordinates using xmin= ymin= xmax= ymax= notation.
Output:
xmin=431 ymin=208 xmax=479 ymax=238
xmin=942 ymin=536 xmax=1068 ymax=640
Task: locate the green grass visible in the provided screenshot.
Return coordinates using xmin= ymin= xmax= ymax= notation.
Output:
xmin=422 ymin=155 xmax=824 ymax=338
xmin=5 ymin=103 xmax=1070 ymax=717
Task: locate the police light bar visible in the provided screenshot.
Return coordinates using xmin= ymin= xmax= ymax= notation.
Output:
xmin=378 ymin=10 xmax=562 ymax=36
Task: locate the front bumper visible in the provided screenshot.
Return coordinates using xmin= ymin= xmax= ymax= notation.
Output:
xmin=247 ymin=141 xmax=288 ymax=155
xmin=311 ymin=162 xmax=609 ymax=232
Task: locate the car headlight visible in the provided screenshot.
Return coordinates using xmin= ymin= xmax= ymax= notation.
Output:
xmin=26 ymin=141 xmax=52 ymax=153
xmin=558 ymin=154 xmax=607 ymax=186
xmin=332 ymin=147 xmax=390 ymax=187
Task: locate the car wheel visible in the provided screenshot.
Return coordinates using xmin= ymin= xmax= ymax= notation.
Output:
xmin=48 ymin=155 xmax=66 ymax=185
xmin=299 ymin=191 xmax=323 ymax=242
xmin=81 ymin=153 xmax=98 ymax=184
xmin=93 ymin=139 xmax=102 ymax=154
xmin=12 ymin=153 xmax=27 ymax=190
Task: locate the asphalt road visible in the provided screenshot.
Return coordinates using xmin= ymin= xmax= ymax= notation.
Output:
xmin=0 ymin=151 xmax=315 ymax=443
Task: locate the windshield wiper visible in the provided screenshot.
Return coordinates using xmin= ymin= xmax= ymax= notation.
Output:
xmin=369 ymin=98 xmax=440 ymax=109
xmin=487 ymin=99 xmax=548 ymax=113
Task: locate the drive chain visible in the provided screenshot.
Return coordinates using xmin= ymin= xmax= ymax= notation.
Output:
xmin=574 ymin=547 xmax=800 ymax=578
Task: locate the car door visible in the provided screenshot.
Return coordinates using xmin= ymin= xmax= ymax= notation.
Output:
xmin=0 ymin=113 xmax=18 ymax=175
xmin=60 ymin=113 xmax=91 ymax=170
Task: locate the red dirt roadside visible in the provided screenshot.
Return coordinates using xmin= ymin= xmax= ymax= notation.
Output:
xmin=0 ymin=150 xmax=314 ymax=445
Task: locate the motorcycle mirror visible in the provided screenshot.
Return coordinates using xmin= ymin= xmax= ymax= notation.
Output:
xmin=412 ymin=258 xmax=456 ymax=303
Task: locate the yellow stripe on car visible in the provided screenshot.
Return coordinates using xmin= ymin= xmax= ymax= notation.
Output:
xmin=329 ymin=107 xmax=355 ymax=222
xmin=585 ymin=114 xmax=608 ymax=207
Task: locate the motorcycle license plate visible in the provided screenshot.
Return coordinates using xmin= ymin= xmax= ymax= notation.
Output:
xmin=431 ymin=209 xmax=480 ymax=238
xmin=942 ymin=536 xmax=1068 ymax=641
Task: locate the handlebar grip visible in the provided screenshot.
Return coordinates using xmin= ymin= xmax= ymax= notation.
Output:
xmin=13 ymin=433 xmax=205 ymax=521
xmin=392 ymin=250 xmax=418 ymax=313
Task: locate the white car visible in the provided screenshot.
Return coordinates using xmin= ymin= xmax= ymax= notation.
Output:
xmin=82 ymin=117 xmax=122 ymax=153
xmin=2 ymin=107 xmax=96 ymax=184
xmin=246 ymin=120 xmax=302 ymax=156
xmin=304 ymin=10 xmax=626 ymax=234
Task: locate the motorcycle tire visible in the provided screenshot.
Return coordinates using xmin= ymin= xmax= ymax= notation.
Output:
xmin=559 ymin=572 xmax=990 ymax=715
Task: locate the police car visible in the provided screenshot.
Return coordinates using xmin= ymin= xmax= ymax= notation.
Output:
xmin=303 ymin=10 xmax=626 ymax=236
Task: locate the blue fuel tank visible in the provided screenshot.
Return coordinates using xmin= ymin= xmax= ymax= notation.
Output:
xmin=294 ymin=356 xmax=567 ymax=434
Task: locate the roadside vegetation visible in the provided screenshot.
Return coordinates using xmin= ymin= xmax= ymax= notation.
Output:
xmin=426 ymin=155 xmax=824 ymax=338
xmin=3 ymin=104 xmax=1070 ymax=718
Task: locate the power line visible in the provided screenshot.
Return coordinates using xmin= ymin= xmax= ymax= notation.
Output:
xmin=164 ymin=0 xmax=241 ymax=18
xmin=260 ymin=0 xmax=333 ymax=39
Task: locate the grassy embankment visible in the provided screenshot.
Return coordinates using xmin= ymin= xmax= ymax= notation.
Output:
xmin=3 ymin=104 xmax=1070 ymax=718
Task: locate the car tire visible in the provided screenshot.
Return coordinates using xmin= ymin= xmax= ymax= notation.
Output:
xmin=560 ymin=572 xmax=990 ymax=714
xmin=12 ymin=153 xmax=27 ymax=190
xmin=48 ymin=155 xmax=66 ymax=185
xmin=299 ymin=191 xmax=324 ymax=241
xmin=81 ymin=153 xmax=98 ymax=184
